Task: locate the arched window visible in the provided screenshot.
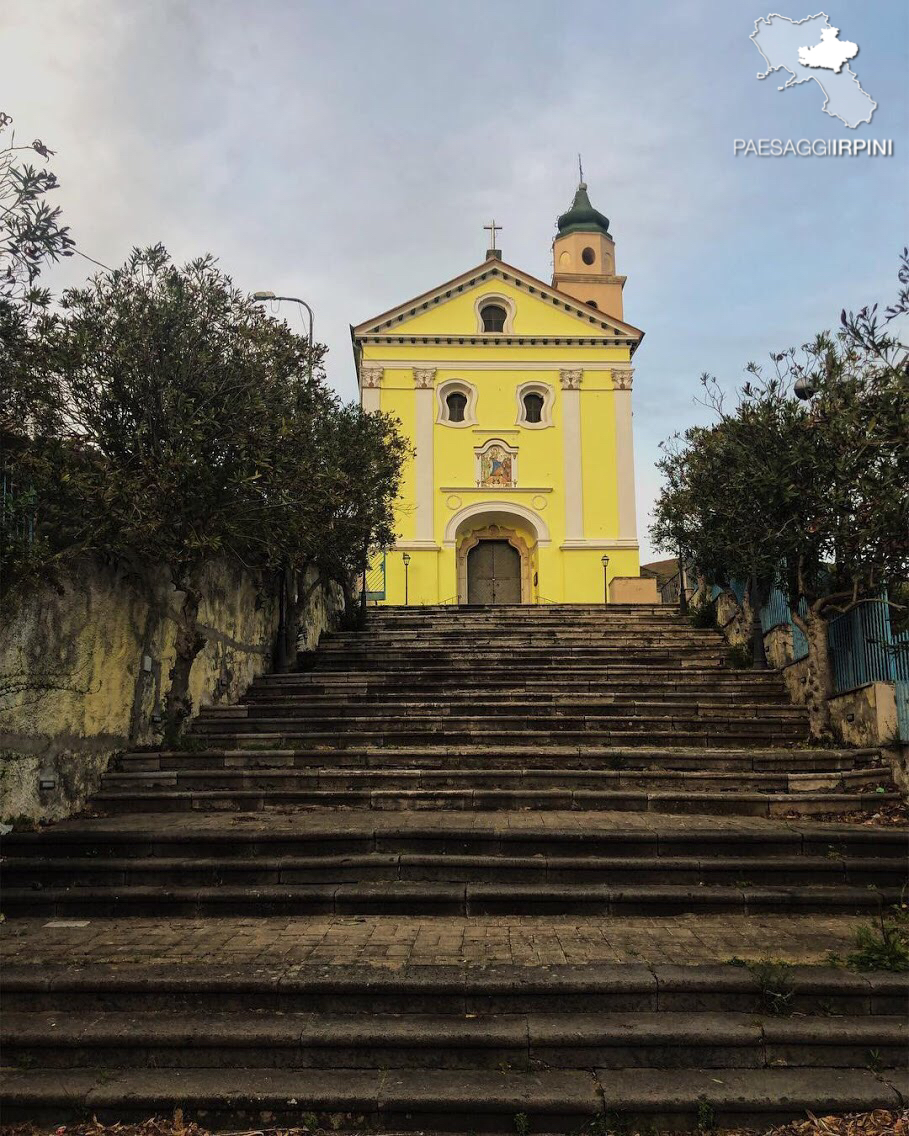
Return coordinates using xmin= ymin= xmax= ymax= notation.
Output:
xmin=445 ymin=391 xmax=467 ymax=423
xmin=522 ymin=392 xmax=544 ymax=424
xmin=480 ymin=303 xmax=507 ymax=332
xmin=586 ymin=299 xmax=599 ymax=309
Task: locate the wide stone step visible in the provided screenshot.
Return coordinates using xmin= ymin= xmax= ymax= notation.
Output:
xmin=192 ymin=716 xmax=809 ymax=739
xmin=236 ymin=698 xmax=804 ymax=718
xmin=7 ymin=852 xmax=905 ymax=889
xmin=326 ymin=639 xmax=723 ymax=651
xmin=98 ymin=766 xmax=884 ymax=795
xmin=117 ymin=746 xmax=883 ymax=774
xmin=314 ymin=650 xmax=730 ymax=665
xmin=268 ymin=666 xmax=786 ymax=682
xmin=1 ymin=1064 xmax=904 ymax=1130
xmin=5 ymin=962 xmax=904 ymax=1015
xmin=176 ymin=730 xmax=813 ymax=752
xmin=7 ymin=816 xmax=905 ymax=861
xmin=1 ymin=880 xmax=901 ymax=918
xmin=88 ymin=784 xmax=896 ymax=816
xmin=252 ymin=684 xmax=790 ymax=702
xmin=3 ymin=1009 xmax=905 ymax=1071
xmin=88 ymin=781 xmax=890 ymax=817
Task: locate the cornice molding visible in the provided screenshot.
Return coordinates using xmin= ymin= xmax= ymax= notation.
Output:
xmin=363 ymin=361 xmax=632 ymax=372
xmin=560 ymin=539 xmax=640 ymax=550
xmin=358 ymin=335 xmax=639 ymax=351
xmin=352 ymin=260 xmax=644 ymax=341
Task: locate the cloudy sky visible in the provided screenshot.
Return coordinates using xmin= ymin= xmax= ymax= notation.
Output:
xmin=3 ymin=0 xmax=906 ymax=561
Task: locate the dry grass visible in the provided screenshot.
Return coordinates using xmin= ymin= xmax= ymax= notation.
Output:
xmin=1 ymin=1106 xmax=907 ymax=1136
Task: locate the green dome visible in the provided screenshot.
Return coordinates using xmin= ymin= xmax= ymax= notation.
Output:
xmin=556 ymin=182 xmax=610 ymax=237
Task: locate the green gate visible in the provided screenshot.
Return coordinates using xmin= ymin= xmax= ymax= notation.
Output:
xmin=365 ymin=551 xmax=386 ymax=602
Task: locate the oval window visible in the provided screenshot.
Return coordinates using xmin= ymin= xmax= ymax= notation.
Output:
xmin=446 ymin=391 xmax=467 ymax=422
xmin=480 ymin=303 xmax=507 ymax=332
xmin=522 ymin=392 xmax=544 ymax=424
xmin=581 ymin=246 xmax=596 ymax=265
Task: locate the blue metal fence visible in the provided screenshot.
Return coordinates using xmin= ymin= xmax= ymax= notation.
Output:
xmin=707 ymin=579 xmax=907 ymax=738
xmin=828 ymin=599 xmax=896 ymax=691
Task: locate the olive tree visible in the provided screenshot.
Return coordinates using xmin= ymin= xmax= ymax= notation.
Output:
xmin=10 ymin=245 xmax=407 ymax=742
xmin=651 ymin=254 xmax=909 ymax=739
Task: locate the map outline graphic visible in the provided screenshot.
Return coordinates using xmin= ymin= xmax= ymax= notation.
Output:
xmin=750 ymin=11 xmax=877 ymax=129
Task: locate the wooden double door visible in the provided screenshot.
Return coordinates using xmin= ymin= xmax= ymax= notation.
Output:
xmin=466 ymin=539 xmax=522 ymax=604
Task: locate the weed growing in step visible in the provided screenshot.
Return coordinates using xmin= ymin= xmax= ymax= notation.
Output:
xmin=689 ymin=597 xmax=718 ymax=629
xmin=725 ymin=643 xmax=753 ymax=669
xmin=696 ymin=1094 xmax=717 ymax=1132
xmin=174 ymin=733 xmax=208 ymax=753
xmin=513 ymin=1112 xmax=530 ymax=1136
xmin=847 ymin=907 xmax=909 ymax=972
xmin=747 ymin=958 xmax=795 ymax=1015
xmin=866 ymin=1047 xmax=884 ymax=1073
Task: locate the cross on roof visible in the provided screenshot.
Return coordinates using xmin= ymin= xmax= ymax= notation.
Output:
xmin=484 ymin=219 xmax=501 ymax=251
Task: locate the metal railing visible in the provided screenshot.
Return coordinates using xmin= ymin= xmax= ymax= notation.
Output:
xmin=710 ymin=577 xmax=909 ymax=741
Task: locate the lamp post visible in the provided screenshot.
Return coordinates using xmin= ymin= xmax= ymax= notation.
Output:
xmin=402 ymin=552 xmax=411 ymax=606
xmin=252 ymin=291 xmax=315 ymax=381
xmin=252 ymin=291 xmax=315 ymax=669
xmin=601 ymin=554 xmax=610 ymax=606
xmin=678 ymin=550 xmax=689 ymax=616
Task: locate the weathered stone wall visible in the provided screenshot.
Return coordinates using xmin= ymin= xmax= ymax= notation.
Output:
xmin=712 ymin=587 xmax=903 ymax=762
xmin=1 ymin=558 xmax=342 ymax=822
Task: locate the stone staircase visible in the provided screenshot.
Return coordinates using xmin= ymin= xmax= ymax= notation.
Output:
xmin=1 ymin=603 xmax=906 ymax=1131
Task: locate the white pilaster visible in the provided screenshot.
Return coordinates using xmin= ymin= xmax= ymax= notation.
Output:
xmin=413 ymin=368 xmax=436 ymax=543
xmin=559 ymin=369 xmax=584 ymax=541
xmin=611 ymin=368 xmax=638 ymax=542
xmin=360 ymin=365 xmax=383 ymax=412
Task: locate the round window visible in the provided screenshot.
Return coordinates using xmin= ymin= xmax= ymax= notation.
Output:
xmin=581 ymin=246 xmax=596 ymax=265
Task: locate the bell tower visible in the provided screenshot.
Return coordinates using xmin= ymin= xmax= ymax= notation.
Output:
xmin=551 ymin=180 xmax=626 ymax=321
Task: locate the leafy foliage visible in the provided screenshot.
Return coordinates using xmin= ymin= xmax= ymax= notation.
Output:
xmin=847 ymin=908 xmax=909 ymax=973
xmin=3 ymin=245 xmax=408 ymax=740
xmin=0 ymin=110 xmax=74 ymax=310
xmin=650 ymin=254 xmax=909 ymax=737
xmin=688 ymin=595 xmax=717 ymax=628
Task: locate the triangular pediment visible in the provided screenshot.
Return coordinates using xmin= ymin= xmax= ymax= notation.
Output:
xmin=352 ymin=259 xmax=643 ymax=346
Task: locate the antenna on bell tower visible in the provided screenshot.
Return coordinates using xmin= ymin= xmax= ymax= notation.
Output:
xmin=578 ymin=153 xmax=584 ymax=186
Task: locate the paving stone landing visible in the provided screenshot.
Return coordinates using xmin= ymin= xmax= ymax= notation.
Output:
xmin=1 ymin=603 xmax=906 ymax=1132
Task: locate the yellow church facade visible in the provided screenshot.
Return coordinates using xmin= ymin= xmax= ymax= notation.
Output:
xmin=353 ymin=181 xmax=647 ymax=606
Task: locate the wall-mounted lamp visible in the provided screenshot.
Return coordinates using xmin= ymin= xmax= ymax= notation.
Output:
xmin=601 ymin=554 xmax=610 ymax=606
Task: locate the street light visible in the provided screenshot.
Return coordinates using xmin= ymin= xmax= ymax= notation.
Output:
xmin=601 ymin=554 xmax=610 ymax=606
xmin=252 ymin=291 xmax=316 ymax=669
xmin=252 ymin=291 xmax=315 ymax=380
xmin=793 ymin=375 xmax=816 ymax=400
xmin=402 ymin=552 xmax=411 ymax=606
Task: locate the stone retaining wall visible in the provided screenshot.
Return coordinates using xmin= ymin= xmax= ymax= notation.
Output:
xmin=713 ymin=586 xmax=903 ymax=758
xmin=1 ymin=558 xmax=342 ymax=822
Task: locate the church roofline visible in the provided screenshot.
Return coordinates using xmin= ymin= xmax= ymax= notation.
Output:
xmin=351 ymin=258 xmax=644 ymax=343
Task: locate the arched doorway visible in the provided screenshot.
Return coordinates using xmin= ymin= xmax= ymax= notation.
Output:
xmin=447 ymin=506 xmax=549 ymax=604
xmin=466 ymin=539 xmax=521 ymax=604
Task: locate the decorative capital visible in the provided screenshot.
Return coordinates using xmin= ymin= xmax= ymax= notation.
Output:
xmin=611 ymin=368 xmax=634 ymax=391
xmin=559 ymin=368 xmax=583 ymax=391
xmin=413 ymin=367 xmax=437 ymax=389
xmin=361 ymin=365 xmax=384 ymax=389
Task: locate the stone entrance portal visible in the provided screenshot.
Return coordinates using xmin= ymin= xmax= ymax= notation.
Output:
xmin=466 ymin=539 xmax=521 ymax=604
